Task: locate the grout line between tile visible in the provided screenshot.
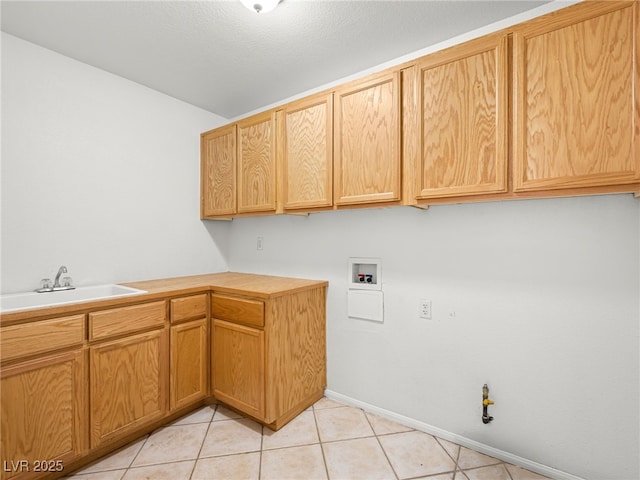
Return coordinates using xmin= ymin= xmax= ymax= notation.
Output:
xmin=127 ymin=433 xmax=149 ymax=469
xmin=454 ymin=471 xmax=470 ymax=480
xmin=257 ymin=422 xmax=264 ymax=480
xmin=188 ymin=403 xmax=219 ymax=480
xmin=312 ymin=402 xmax=331 ymax=480
xmin=363 ymin=410 xmax=400 ymax=480
xmin=504 ymin=463 xmax=516 ymax=480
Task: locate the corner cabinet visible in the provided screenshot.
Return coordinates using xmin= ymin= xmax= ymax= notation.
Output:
xmin=211 ymin=283 xmax=327 ymax=430
xmin=200 ymin=110 xmax=278 ymax=219
xmin=513 ymin=1 xmax=640 ymax=192
xmin=201 ymin=125 xmax=237 ymax=218
xmin=410 ymin=31 xmax=508 ymax=200
xmin=334 ymin=71 xmax=402 ymax=206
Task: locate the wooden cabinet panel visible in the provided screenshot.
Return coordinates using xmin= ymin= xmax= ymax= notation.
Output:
xmin=513 ymin=1 xmax=640 ymax=191
xmin=170 ymin=318 xmax=208 ymax=410
xmin=334 ymin=71 xmax=401 ymax=205
xmin=237 ymin=111 xmax=277 ymax=213
xmin=89 ymin=301 xmax=166 ymax=341
xmin=1 ymin=314 xmax=84 ymax=363
xmin=201 ymin=125 xmax=237 ymax=218
xmin=415 ymin=32 xmax=508 ymax=199
xmin=170 ymin=294 xmax=208 ymax=324
xmin=282 ymin=93 xmax=333 ymax=210
xmin=212 ymin=319 xmax=264 ymax=420
xmin=265 ymin=287 xmax=327 ymax=424
xmin=1 ymin=349 xmax=87 ymax=480
xmin=90 ymin=329 xmax=168 ymax=447
xmin=211 ymin=293 xmax=264 ymax=328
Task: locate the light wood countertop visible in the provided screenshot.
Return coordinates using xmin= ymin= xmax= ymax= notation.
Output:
xmin=1 ymin=272 xmax=328 ymax=326
xmin=123 ymin=272 xmax=327 ymax=298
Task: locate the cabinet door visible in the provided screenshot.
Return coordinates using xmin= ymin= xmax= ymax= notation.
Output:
xmin=513 ymin=1 xmax=640 ymax=191
xmin=334 ymin=71 xmax=401 ymax=205
xmin=1 ymin=349 xmax=87 ymax=480
xmin=170 ymin=318 xmax=208 ymax=411
xmin=212 ymin=319 xmax=264 ymax=420
xmin=415 ymin=32 xmax=508 ymax=199
xmin=201 ymin=125 xmax=237 ymax=217
xmin=90 ymin=329 xmax=168 ymax=448
xmin=282 ymin=93 xmax=333 ymax=210
xmin=237 ymin=111 xmax=277 ymax=213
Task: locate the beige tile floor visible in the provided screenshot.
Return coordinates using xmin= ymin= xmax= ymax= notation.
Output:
xmin=65 ymin=398 xmax=552 ymax=480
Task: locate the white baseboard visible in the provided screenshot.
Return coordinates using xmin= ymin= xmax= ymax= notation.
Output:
xmin=324 ymin=389 xmax=585 ymax=480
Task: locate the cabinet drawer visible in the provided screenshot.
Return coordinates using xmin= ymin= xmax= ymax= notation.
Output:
xmin=1 ymin=314 xmax=85 ymax=362
xmin=170 ymin=294 xmax=208 ymax=324
xmin=211 ymin=294 xmax=264 ymax=328
xmin=89 ymin=301 xmax=166 ymax=341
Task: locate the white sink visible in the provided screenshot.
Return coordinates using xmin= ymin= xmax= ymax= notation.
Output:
xmin=0 ymin=284 xmax=147 ymax=314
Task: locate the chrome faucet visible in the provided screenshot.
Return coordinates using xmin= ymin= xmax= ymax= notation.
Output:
xmin=36 ymin=265 xmax=75 ymax=293
xmin=53 ymin=265 xmax=67 ymax=288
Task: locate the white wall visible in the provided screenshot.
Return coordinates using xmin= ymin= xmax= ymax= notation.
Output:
xmin=1 ymin=33 xmax=230 ymax=293
xmin=226 ymin=195 xmax=640 ymax=480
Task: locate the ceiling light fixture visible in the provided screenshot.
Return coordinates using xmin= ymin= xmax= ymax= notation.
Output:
xmin=240 ymin=0 xmax=280 ymax=14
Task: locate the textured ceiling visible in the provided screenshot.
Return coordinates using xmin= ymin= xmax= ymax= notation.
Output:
xmin=1 ymin=0 xmax=553 ymax=119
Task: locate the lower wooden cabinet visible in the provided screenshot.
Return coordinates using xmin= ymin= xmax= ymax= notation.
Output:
xmin=170 ymin=318 xmax=208 ymax=410
xmin=89 ymin=328 xmax=168 ymax=448
xmin=0 ymin=349 xmax=87 ymax=480
xmin=169 ymin=294 xmax=209 ymax=411
xmin=0 ymin=273 xmax=327 ymax=478
xmin=212 ymin=319 xmax=265 ymax=420
xmin=211 ymin=285 xmax=327 ymax=430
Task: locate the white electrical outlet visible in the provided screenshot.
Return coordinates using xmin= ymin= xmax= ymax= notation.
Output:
xmin=419 ymin=299 xmax=432 ymax=319
xmin=257 ymin=236 xmax=263 ymax=251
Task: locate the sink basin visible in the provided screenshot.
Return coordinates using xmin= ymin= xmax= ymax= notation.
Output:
xmin=0 ymin=284 xmax=147 ymax=314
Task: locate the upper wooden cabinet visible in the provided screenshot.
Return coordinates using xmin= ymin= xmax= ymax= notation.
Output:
xmin=201 ymin=111 xmax=277 ymax=218
xmin=412 ymin=32 xmax=508 ymax=200
xmin=334 ymin=71 xmax=402 ymax=205
xmin=237 ymin=111 xmax=277 ymax=213
xmin=513 ymin=1 xmax=640 ymax=192
xmin=201 ymin=125 xmax=237 ymax=218
xmin=200 ymin=1 xmax=640 ymax=217
xmin=282 ymin=93 xmax=333 ymax=210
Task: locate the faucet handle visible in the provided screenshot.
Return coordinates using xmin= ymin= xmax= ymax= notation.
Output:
xmin=62 ymin=276 xmax=72 ymax=287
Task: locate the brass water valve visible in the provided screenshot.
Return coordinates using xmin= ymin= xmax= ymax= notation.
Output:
xmin=482 ymin=384 xmax=494 ymax=424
